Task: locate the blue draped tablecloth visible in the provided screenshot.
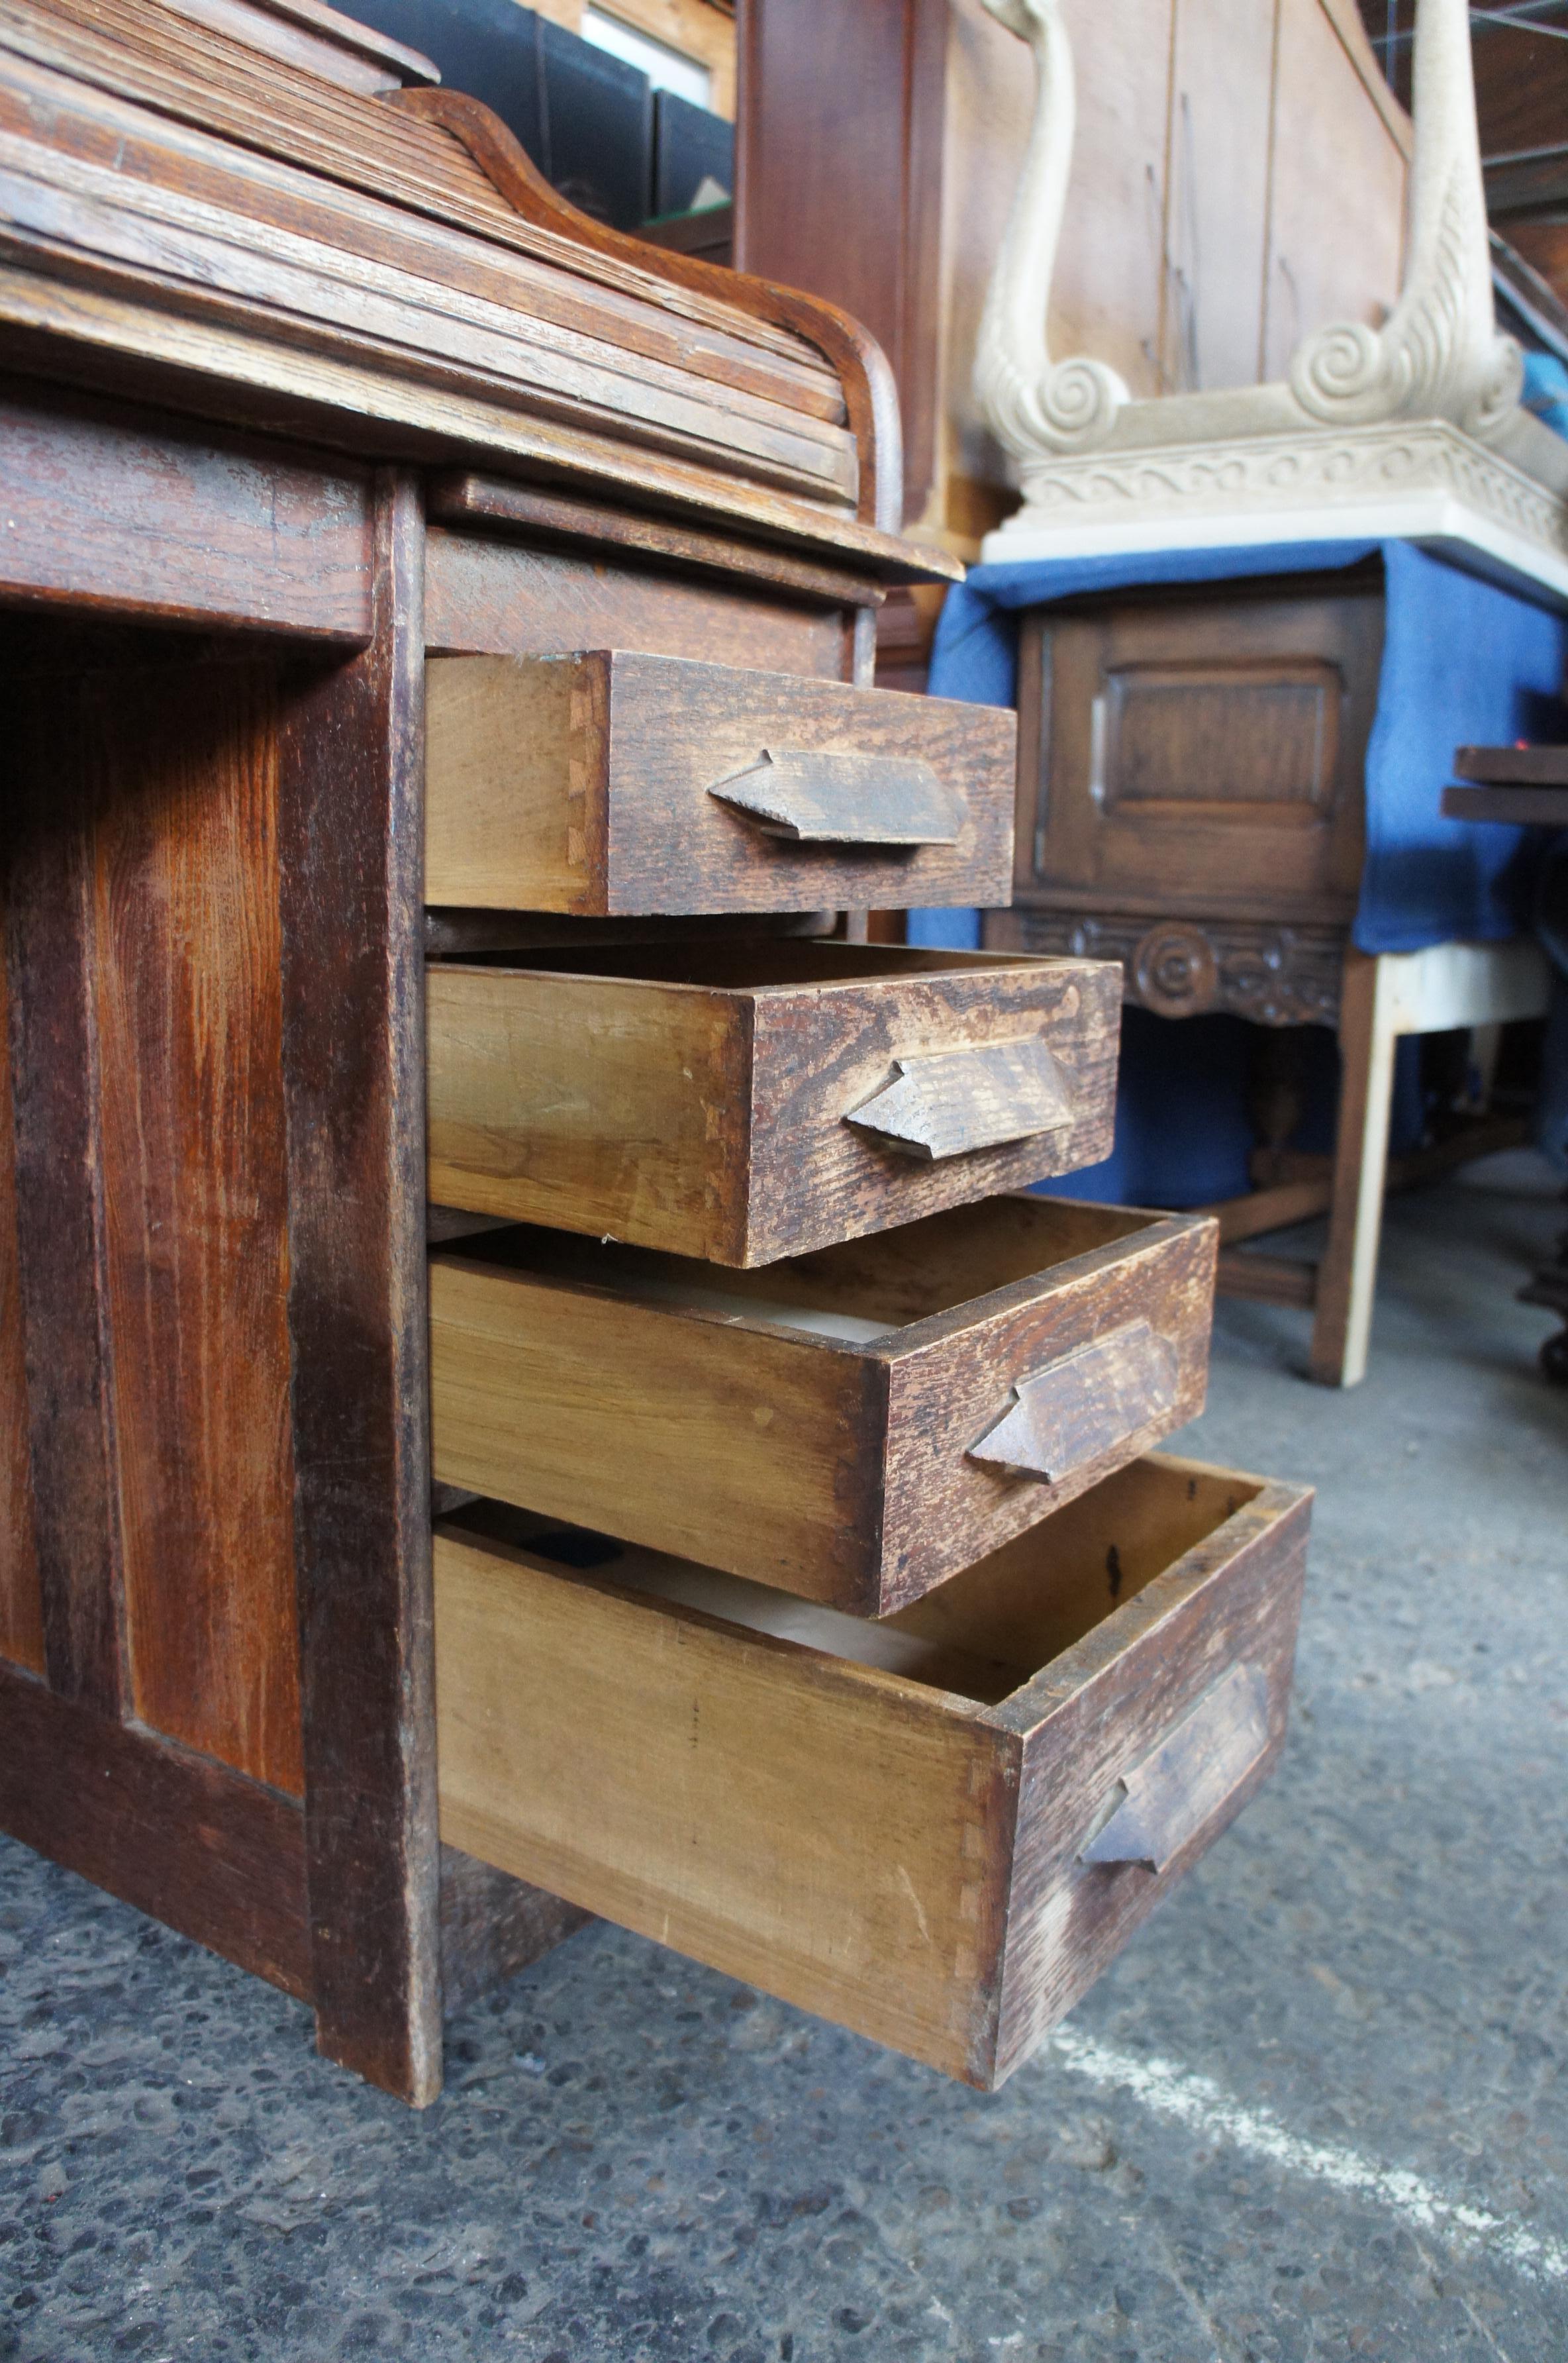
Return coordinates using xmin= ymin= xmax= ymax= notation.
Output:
xmin=910 ymin=538 xmax=1568 ymax=1199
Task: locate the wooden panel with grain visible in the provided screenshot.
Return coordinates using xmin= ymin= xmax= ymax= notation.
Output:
xmin=0 ymin=382 xmax=373 ymax=640
xmin=427 ymin=476 xmax=885 ymax=612
xmin=4 ymin=679 xmax=124 ymax=1713
xmin=425 ymin=944 xmax=1118 ymax=1265
xmin=429 ymin=1198 xmax=1216 ymax=1615
xmin=0 ymin=923 xmax=42 ymax=1676
xmin=438 ymin=1844 xmax=590 ymax=2019
xmin=424 ymin=531 xmax=852 ymax=678
xmin=87 ymin=655 xmax=303 ymax=1796
xmin=432 ymin=1456 xmax=1311 ymax=2088
xmin=277 ymin=470 xmax=441 ymax=2105
xmin=424 ymin=650 xmax=1016 ymax=914
xmin=0 ymin=1655 xmax=311 ymax=2000
xmin=1018 ymin=575 xmax=1383 ymax=929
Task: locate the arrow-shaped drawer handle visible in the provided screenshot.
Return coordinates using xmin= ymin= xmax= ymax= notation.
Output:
xmin=967 ymin=1319 xmax=1178 ymax=1482
xmin=709 ymin=749 xmax=963 ymax=845
xmin=1079 ymin=1664 xmax=1272 ymax=1874
xmin=847 ymin=1038 xmax=1074 ymax=1162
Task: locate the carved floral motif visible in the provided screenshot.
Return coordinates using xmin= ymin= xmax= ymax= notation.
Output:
xmin=1008 ymin=912 xmax=1345 ymax=1028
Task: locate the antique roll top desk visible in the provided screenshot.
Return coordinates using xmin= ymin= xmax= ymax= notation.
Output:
xmin=0 ymin=0 xmax=1309 ymax=2106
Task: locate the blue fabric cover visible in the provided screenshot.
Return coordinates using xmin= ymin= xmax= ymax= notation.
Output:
xmin=920 ymin=538 xmax=1568 ymax=953
xmin=911 ymin=538 xmax=1567 ymax=1202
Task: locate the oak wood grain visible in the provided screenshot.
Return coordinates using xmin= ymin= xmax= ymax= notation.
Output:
xmin=424 ymin=651 xmax=1016 ymax=915
xmin=0 ymin=381 xmax=373 ymax=640
xmin=88 ymin=655 xmax=303 ymax=1795
xmin=428 ymin=1199 xmax=1215 ymax=1615
xmin=0 ymin=925 xmax=42 ymax=1676
xmin=3 ymin=687 xmax=124 ymax=1713
xmin=427 ymin=476 xmax=887 ymax=610
xmin=424 ymin=532 xmax=850 ymax=676
xmin=277 ymin=470 xmax=441 ymax=2104
xmin=0 ymin=1655 xmax=311 ymax=1998
xmin=432 ymin=1456 xmax=1310 ymax=2088
xmin=425 ymin=945 xmax=1118 ymax=1265
xmin=438 ymin=1844 xmax=589 ymax=2019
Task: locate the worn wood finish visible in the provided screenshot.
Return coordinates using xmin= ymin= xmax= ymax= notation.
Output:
xmin=1455 ymin=743 xmax=1568 ymax=787
xmin=424 ymin=531 xmax=852 ymax=678
xmin=1015 ymin=574 xmax=1385 ymax=930
xmin=426 ymin=944 xmax=1118 ymax=1265
xmin=711 ymin=750 xmax=961 ymax=845
xmin=1444 ymin=784 xmax=1568 ymax=828
xmin=424 ymin=651 xmax=1016 ymax=914
xmin=87 ymin=654 xmax=303 ymax=1793
xmin=389 ymin=83 xmax=905 ymax=534
xmin=847 ymin=1037 xmax=1077 ymax=1164
xmin=438 ymin=1844 xmax=590 ymax=2019
xmin=4 ymin=688 xmax=124 ymax=1713
xmin=277 ymin=470 xmax=440 ymax=2104
xmin=0 ymin=383 xmax=374 ymax=640
xmin=0 ymin=927 xmax=42 ymax=1676
xmin=0 ymin=30 xmax=865 ymax=521
xmin=429 ymin=1197 xmax=1216 ymax=1615
xmin=428 ymin=475 xmax=887 ymax=610
xmin=433 ymin=1456 xmax=1310 ymax=2088
xmin=734 ymin=0 xmax=947 ymax=525
xmin=0 ymin=1656 xmax=311 ymax=1999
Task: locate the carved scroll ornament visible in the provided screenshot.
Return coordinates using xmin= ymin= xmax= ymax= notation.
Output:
xmin=975 ymin=0 xmax=1524 ymax=468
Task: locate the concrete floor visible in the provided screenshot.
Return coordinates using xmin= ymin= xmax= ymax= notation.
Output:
xmin=3 ymin=1162 xmax=1567 ymax=2362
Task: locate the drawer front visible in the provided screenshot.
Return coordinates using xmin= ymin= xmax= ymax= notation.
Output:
xmin=426 ymin=945 xmax=1120 ymax=1265
xmin=433 ymin=1456 xmax=1311 ymax=2089
xmin=425 ymin=649 xmax=1016 ymax=914
xmin=428 ymin=1199 xmax=1217 ymax=1615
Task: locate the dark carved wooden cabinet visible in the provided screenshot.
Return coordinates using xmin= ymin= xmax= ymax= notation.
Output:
xmin=989 ymin=570 xmax=1387 ymax=1029
xmin=0 ymin=0 xmax=1309 ymax=2104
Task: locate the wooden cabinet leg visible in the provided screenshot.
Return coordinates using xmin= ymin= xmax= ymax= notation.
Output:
xmin=278 ymin=470 xmax=442 ymax=2105
xmin=1310 ymin=950 xmax=1396 ymax=1387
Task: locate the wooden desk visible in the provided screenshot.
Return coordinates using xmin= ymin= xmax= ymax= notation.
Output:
xmin=0 ymin=0 xmax=1308 ymax=2105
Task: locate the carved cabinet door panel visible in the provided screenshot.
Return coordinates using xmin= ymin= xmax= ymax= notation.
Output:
xmin=1016 ymin=570 xmax=1384 ymax=930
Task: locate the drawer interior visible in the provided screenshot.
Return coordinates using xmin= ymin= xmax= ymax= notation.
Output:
xmin=436 ymin=1193 xmax=1161 ymax=1341
xmin=432 ymin=940 xmax=1055 ymax=990
xmin=443 ymin=1457 xmax=1263 ymax=1701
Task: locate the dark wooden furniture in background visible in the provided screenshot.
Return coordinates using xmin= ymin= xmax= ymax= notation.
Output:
xmin=0 ymin=0 xmax=1308 ymax=2105
xmin=985 ymin=566 xmax=1551 ymax=1385
xmin=1444 ymin=742 xmax=1568 ymax=1383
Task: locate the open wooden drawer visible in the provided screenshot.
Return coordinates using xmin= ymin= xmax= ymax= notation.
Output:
xmin=429 ymin=1195 xmax=1218 ymax=1615
xmin=434 ymin=1455 xmax=1312 ymax=2089
xmin=427 ymin=940 xmax=1120 ymax=1264
xmin=424 ymin=649 xmax=1016 ymax=914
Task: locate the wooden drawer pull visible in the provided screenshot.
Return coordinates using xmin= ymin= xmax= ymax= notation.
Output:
xmin=967 ymin=1319 xmax=1178 ymax=1482
xmin=1079 ymin=1664 xmax=1271 ymax=1874
xmin=709 ymin=749 xmax=963 ymax=844
xmin=847 ymin=1037 xmax=1073 ymax=1161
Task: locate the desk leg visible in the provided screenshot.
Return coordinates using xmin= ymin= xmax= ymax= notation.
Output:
xmin=278 ymin=470 xmax=442 ymax=2105
xmin=1311 ymin=950 xmax=1397 ymax=1387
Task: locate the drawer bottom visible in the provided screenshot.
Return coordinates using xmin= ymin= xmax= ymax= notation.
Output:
xmin=434 ymin=1455 xmax=1310 ymax=2088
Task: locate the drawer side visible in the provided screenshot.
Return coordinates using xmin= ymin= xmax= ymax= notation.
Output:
xmin=426 ymin=967 xmax=753 ymax=1261
xmin=428 ymin=1256 xmax=885 ymax=1599
xmin=433 ymin=1531 xmax=1020 ymax=2084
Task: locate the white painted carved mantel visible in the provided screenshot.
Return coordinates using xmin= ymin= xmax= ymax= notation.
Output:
xmin=976 ymin=0 xmax=1568 ymax=598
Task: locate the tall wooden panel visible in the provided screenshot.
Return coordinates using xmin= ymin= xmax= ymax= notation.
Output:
xmin=89 ymin=658 xmax=303 ymax=1797
xmin=0 ymin=927 xmax=43 ymax=1676
xmin=1261 ymin=0 xmax=1408 ymax=379
xmin=5 ymin=683 xmax=125 ymax=1713
xmin=278 ymin=471 xmax=441 ymax=2106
